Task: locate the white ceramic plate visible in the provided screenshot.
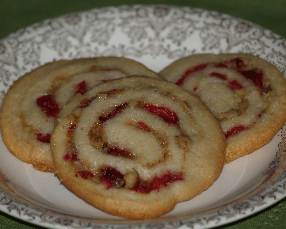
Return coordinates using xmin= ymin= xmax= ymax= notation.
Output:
xmin=0 ymin=5 xmax=286 ymax=229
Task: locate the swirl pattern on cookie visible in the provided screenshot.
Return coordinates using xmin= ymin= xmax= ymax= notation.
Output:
xmin=160 ymin=53 xmax=286 ymax=162
xmin=0 ymin=57 xmax=161 ymax=172
xmin=51 ymin=76 xmax=226 ymax=219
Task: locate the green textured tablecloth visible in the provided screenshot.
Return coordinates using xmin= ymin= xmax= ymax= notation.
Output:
xmin=0 ymin=0 xmax=286 ymax=228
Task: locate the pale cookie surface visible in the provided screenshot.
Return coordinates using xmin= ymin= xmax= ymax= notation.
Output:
xmin=51 ymin=76 xmax=226 ymax=219
xmin=0 ymin=57 xmax=161 ymax=172
xmin=160 ymin=53 xmax=286 ymax=163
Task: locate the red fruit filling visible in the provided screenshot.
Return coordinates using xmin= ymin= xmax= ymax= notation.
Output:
xmin=76 ymin=171 xmax=94 ymax=179
xmin=234 ymin=58 xmax=244 ymax=70
xmin=225 ymin=125 xmax=246 ymax=138
xmin=99 ymin=167 xmax=184 ymax=193
xmin=64 ymin=151 xmax=79 ymax=161
xmin=99 ymin=167 xmax=124 ymax=189
xmin=138 ymin=121 xmax=150 ymax=131
xmin=35 ymin=133 xmax=51 ymax=143
xmin=143 ymin=104 xmax=179 ymax=125
xmin=99 ymin=103 xmax=128 ymax=123
xmin=131 ymin=171 xmax=184 ymax=193
xmin=177 ymin=58 xmax=264 ymax=90
xmin=36 ymin=94 xmax=59 ymax=117
xmin=229 ymin=80 xmax=243 ymax=90
xmin=107 ymin=146 xmax=132 ymax=157
xmin=75 ymin=81 xmax=87 ymax=95
xmin=176 ymin=63 xmax=207 ymax=85
xmin=68 ymin=124 xmax=77 ymax=132
xmin=238 ymin=70 xmax=263 ymax=87
xmin=224 ymin=58 xmax=264 ymax=87
xmin=223 ymin=58 xmax=244 ymax=70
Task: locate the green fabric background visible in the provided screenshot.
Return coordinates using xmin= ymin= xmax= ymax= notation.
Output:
xmin=0 ymin=0 xmax=286 ymax=228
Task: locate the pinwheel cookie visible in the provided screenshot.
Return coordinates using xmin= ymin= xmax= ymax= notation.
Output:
xmin=0 ymin=57 xmax=161 ymax=172
xmin=160 ymin=53 xmax=286 ymax=163
xmin=51 ymin=76 xmax=226 ymax=219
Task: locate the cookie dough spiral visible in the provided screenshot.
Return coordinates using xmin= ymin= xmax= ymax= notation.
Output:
xmin=0 ymin=57 xmax=161 ymax=172
xmin=51 ymin=76 xmax=226 ymax=219
xmin=160 ymin=53 xmax=286 ymax=162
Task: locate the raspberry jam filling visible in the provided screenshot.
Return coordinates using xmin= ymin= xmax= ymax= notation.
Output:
xmin=97 ymin=102 xmax=179 ymax=125
xmin=229 ymin=80 xmax=243 ymax=90
xmin=143 ymin=104 xmax=179 ymax=125
xmin=176 ymin=64 xmax=207 ymax=85
xmin=35 ymin=133 xmax=51 ymax=143
xmin=238 ymin=70 xmax=263 ymax=87
xmin=64 ymin=151 xmax=79 ymax=161
xmin=37 ymin=94 xmax=59 ymax=117
xmin=98 ymin=167 xmax=184 ymax=192
xmin=177 ymin=58 xmax=264 ymax=89
xmin=68 ymin=124 xmax=77 ymax=132
xmin=76 ymin=171 xmax=94 ymax=179
xmin=131 ymin=171 xmax=184 ymax=193
xmin=138 ymin=121 xmax=150 ymax=131
xmin=75 ymin=81 xmax=87 ymax=94
xmin=223 ymin=58 xmax=244 ymax=70
xmin=224 ymin=58 xmax=264 ymax=87
xmin=99 ymin=102 xmax=128 ymax=123
xmin=225 ymin=125 xmax=246 ymax=138
xmin=99 ymin=167 xmax=125 ymax=189
xmin=107 ymin=146 xmax=132 ymax=157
